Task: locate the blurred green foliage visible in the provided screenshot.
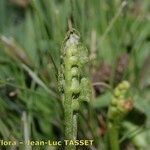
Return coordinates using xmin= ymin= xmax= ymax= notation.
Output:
xmin=0 ymin=0 xmax=150 ymax=149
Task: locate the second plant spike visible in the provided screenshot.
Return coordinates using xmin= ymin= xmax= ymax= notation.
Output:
xmin=107 ymin=81 xmax=133 ymax=150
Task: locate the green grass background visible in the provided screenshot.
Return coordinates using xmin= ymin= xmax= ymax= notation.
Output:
xmin=0 ymin=0 xmax=150 ymax=149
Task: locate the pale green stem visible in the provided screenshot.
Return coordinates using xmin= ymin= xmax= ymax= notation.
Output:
xmin=73 ymin=114 xmax=77 ymax=140
xmin=108 ymin=122 xmax=119 ymax=150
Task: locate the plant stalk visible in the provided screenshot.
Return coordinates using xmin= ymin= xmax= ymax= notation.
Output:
xmin=108 ymin=122 xmax=119 ymax=150
xmin=59 ymin=29 xmax=91 ymax=150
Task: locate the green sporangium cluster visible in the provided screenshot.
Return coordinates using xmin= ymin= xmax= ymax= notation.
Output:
xmin=107 ymin=81 xmax=133 ymax=123
xmin=59 ymin=30 xmax=91 ymax=111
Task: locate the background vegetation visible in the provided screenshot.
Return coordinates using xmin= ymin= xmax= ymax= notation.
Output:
xmin=0 ymin=0 xmax=150 ymax=149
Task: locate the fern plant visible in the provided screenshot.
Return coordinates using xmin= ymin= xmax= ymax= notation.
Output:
xmin=107 ymin=81 xmax=133 ymax=150
xmin=58 ymin=29 xmax=92 ymax=150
